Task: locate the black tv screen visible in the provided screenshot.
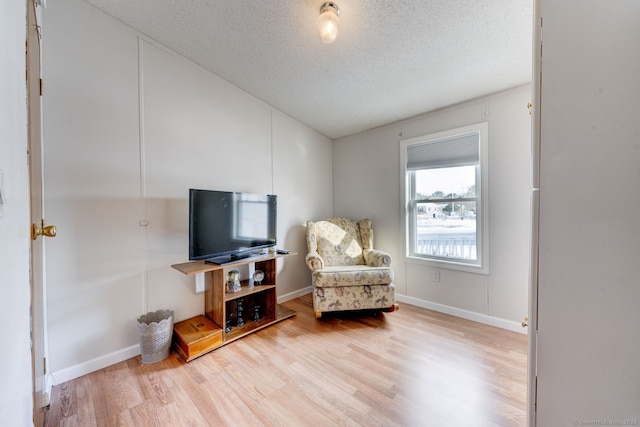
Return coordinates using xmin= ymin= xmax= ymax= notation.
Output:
xmin=189 ymin=189 xmax=277 ymax=264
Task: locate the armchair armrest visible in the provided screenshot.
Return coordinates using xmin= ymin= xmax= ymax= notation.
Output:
xmin=306 ymin=251 xmax=325 ymax=271
xmin=364 ymin=249 xmax=392 ymax=267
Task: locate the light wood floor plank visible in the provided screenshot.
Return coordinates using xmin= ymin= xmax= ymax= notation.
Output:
xmin=46 ymin=294 xmax=527 ymax=426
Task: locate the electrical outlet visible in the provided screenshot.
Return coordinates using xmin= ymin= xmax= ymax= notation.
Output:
xmin=431 ymin=270 xmax=440 ymax=282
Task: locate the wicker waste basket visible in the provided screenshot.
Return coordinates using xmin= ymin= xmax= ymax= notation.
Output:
xmin=137 ymin=309 xmax=174 ymax=364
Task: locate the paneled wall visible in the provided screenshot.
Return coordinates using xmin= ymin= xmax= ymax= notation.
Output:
xmin=333 ymin=86 xmax=532 ymax=329
xmin=43 ymin=0 xmax=332 ymax=383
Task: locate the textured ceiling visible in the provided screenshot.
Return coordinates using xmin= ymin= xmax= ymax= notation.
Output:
xmin=81 ymin=0 xmax=533 ymax=139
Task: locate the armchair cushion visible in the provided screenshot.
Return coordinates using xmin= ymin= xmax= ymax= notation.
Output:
xmin=312 ymin=265 xmax=394 ymax=288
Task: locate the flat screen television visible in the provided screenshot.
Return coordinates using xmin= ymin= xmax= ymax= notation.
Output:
xmin=189 ymin=189 xmax=277 ymax=265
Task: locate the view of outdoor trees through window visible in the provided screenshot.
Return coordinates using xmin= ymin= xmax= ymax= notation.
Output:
xmin=413 ymin=165 xmax=478 ymax=261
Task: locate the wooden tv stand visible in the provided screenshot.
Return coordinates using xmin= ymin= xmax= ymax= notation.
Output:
xmin=171 ymin=253 xmax=296 ymax=361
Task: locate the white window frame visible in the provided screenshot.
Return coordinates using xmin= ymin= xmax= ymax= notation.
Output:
xmin=400 ymin=122 xmax=489 ymax=274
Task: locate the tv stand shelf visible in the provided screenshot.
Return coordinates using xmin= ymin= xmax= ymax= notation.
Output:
xmin=171 ymin=253 xmax=296 ymax=361
xmin=224 ymin=283 xmax=275 ymax=301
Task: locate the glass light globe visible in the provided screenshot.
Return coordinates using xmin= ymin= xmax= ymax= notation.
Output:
xmin=317 ymin=7 xmax=340 ymax=44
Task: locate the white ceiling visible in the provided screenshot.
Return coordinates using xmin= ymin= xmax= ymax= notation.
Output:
xmin=81 ymin=0 xmax=533 ymax=139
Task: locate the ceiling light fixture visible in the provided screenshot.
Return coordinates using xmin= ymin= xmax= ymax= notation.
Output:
xmin=317 ymin=2 xmax=340 ymax=44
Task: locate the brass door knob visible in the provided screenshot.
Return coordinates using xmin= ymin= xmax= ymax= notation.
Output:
xmin=32 ymin=220 xmax=57 ymax=240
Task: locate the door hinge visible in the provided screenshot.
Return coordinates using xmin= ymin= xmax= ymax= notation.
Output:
xmin=43 ymin=357 xmax=47 ymax=375
xmin=39 ymin=79 xmax=43 ymax=96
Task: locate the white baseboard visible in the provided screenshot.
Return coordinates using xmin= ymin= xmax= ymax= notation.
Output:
xmin=277 ymin=286 xmax=312 ymax=304
xmin=51 ymin=344 xmax=140 ymax=385
xmin=396 ymin=294 xmax=526 ymax=334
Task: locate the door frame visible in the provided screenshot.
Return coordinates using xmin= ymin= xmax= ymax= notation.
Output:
xmin=27 ymin=0 xmax=50 ymax=424
xmin=527 ymin=1 xmax=543 ymax=425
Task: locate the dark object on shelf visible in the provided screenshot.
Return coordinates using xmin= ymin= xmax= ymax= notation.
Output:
xmin=236 ymin=298 xmax=245 ymax=327
xmin=253 ymin=304 xmax=261 ymax=322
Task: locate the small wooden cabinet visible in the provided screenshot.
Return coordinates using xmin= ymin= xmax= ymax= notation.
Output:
xmin=171 ymin=253 xmax=296 ymax=361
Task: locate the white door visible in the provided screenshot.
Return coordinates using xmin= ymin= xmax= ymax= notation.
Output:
xmin=27 ymin=1 xmax=51 ymax=425
xmin=535 ymin=0 xmax=640 ymax=423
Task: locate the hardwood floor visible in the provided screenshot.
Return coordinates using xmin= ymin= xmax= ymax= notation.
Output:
xmin=45 ymin=294 xmax=528 ymax=426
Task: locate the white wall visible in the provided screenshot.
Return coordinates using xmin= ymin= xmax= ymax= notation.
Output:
xmin=536 ymin=0 xmax=640 ymax=423
xmin=0 ymin=1 xmax=34 ymax=425
xmin=43 ymin=0 xmax=143 ymax=380
xmin=333 ymin=86 xmax=532 ymax=329
xmin=271 ymin=109 xmax=334 ymax=296
xmin=43 ymin=0 xmax=332 ymax=383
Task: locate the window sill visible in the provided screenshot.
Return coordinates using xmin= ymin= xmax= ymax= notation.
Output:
xmin=404 ymin=255 xmax=489 ymax=275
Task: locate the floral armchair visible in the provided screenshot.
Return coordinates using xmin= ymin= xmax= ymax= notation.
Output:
xmin=305 ymin=217 xmax=398 ymax=318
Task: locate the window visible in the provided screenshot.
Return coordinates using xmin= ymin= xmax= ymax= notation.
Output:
xmin=401 ymin=123 xmax=489 ymax=273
